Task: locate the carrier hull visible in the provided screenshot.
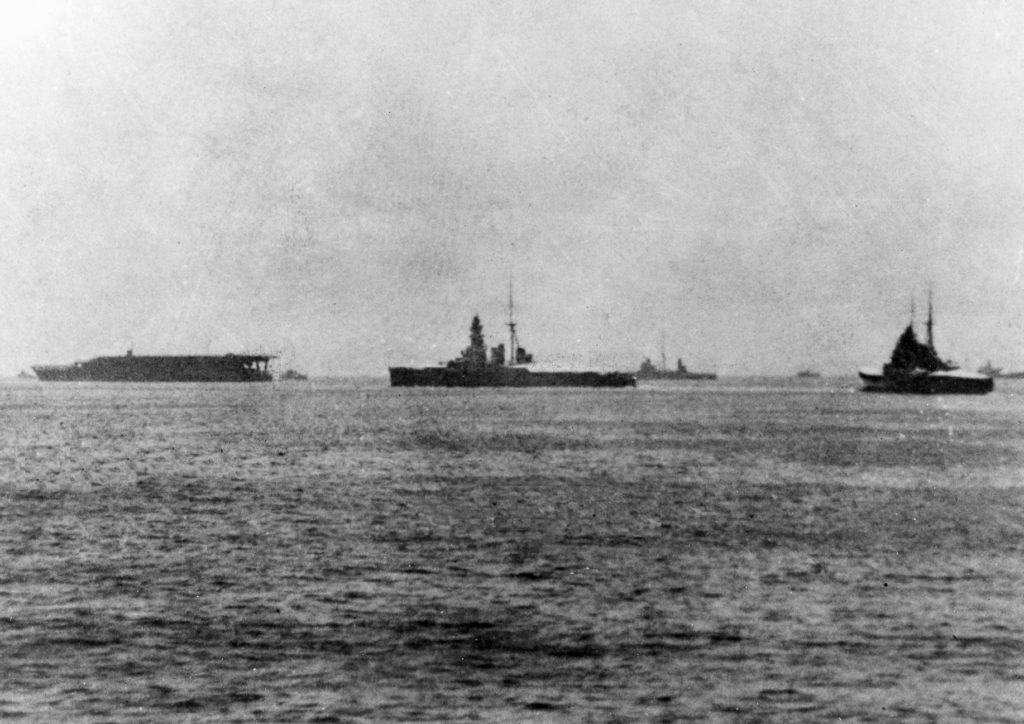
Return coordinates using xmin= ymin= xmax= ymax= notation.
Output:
xmin=32 ymin=354 xmax=274 ymax=382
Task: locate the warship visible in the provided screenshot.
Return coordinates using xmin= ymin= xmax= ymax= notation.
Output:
xmin=389 ymin=307 xmax=635 ymax=388
xmin=858 ymin=295 xmax=992 ymax=394
xmin=32 ymin=350 xmax=274 ymax=382
xmin=635 ymin=355 xmax=716 ymax=380
xmin=977 ymin=361 xmax=1002 ymax=377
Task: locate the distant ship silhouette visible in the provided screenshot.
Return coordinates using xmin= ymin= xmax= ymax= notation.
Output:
xmin=859 ymin=293 xmax=992 ymax=394
xmin=33 ymin=349 xmax=274 ymax=382
xmin=389 ymin=287 xmax=635 ymax=388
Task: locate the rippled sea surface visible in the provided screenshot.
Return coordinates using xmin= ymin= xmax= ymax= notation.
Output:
xmin=2 ymin=376 xmax=1024 ymax=722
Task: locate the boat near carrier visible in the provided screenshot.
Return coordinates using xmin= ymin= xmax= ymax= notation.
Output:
xmin=858 ymin=295 xmax=993 ymax=395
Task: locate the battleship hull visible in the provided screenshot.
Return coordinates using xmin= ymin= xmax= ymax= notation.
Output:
xmin=858 ymin=369 xmax=993 ymax=395
xmin=33 ymin=354 xmax=274 ymax=383
xmin=635 ymin=370 xmax=716 ymax=381
xmin=389 ymin=366 xmax=636 ymax=388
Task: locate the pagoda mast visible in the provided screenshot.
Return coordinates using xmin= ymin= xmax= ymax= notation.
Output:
xmin=508 ymin=279 xmax=517 ymax=367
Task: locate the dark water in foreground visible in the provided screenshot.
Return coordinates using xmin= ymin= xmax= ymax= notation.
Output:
xmin=2 ymin=376 xmax=1023 ymax=722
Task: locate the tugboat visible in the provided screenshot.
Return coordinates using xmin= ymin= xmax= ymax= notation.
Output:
xmin=389 ymin=291 xmax=636 ymax=388
xmin=858 ymin=294 xmax=993 ymax=394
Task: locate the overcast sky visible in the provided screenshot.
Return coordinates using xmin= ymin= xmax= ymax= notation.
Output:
xmin=2 ymin=0 xmax=1023 ymax=376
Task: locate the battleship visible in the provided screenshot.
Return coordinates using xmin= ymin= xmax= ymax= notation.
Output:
xmin=636 ymin=356 xmax=716 ymax=380
xmin=859 ymin=296 xmax=993 ymax=394
xmin=32 ymin=350 xmax=274 ymax=382
xmin=389 ymin=312 xmax=636 ymax=388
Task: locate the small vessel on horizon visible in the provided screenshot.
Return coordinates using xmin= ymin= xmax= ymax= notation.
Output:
xmin=977 ymin=361 xmax=1024 ymax=379
xmin=859 ymin=294 xmax=993 ymax=394
xmin=795 ymin=369 xmax=821 ymax=379
xmin=977 ymin=361 xmax=1003 ymax=377
xmin=32 ymin=349 xmax=275 ymax=383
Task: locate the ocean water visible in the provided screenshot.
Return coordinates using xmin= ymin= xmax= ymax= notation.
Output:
xmin=1 ymin=376 xmax=1023 ymax=722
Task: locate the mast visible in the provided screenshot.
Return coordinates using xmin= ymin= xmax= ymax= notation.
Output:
xmin=508 ymin=278 xmax=517 ymax=367
xmin=926 ymin=286 xmax=934 ymax=350
xmin=660 ymin=330 xmax=667 ymax=371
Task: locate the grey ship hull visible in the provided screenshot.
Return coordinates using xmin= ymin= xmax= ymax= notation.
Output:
xmin=860 ymin=296 xmax=992 ymax=395
xmin=389 ymin=366 xmax=636 ymax=388
xmin=858 ymin=369 xmax=993 ymax=394
xmin=635 ymin=370 xmax=716 ymax=381
xmin=33 ymin=354 xmax=274 ymax=382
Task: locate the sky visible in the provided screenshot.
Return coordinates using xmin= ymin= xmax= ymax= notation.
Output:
xmin=3 ymin=0 xmax=1024 ymax=376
